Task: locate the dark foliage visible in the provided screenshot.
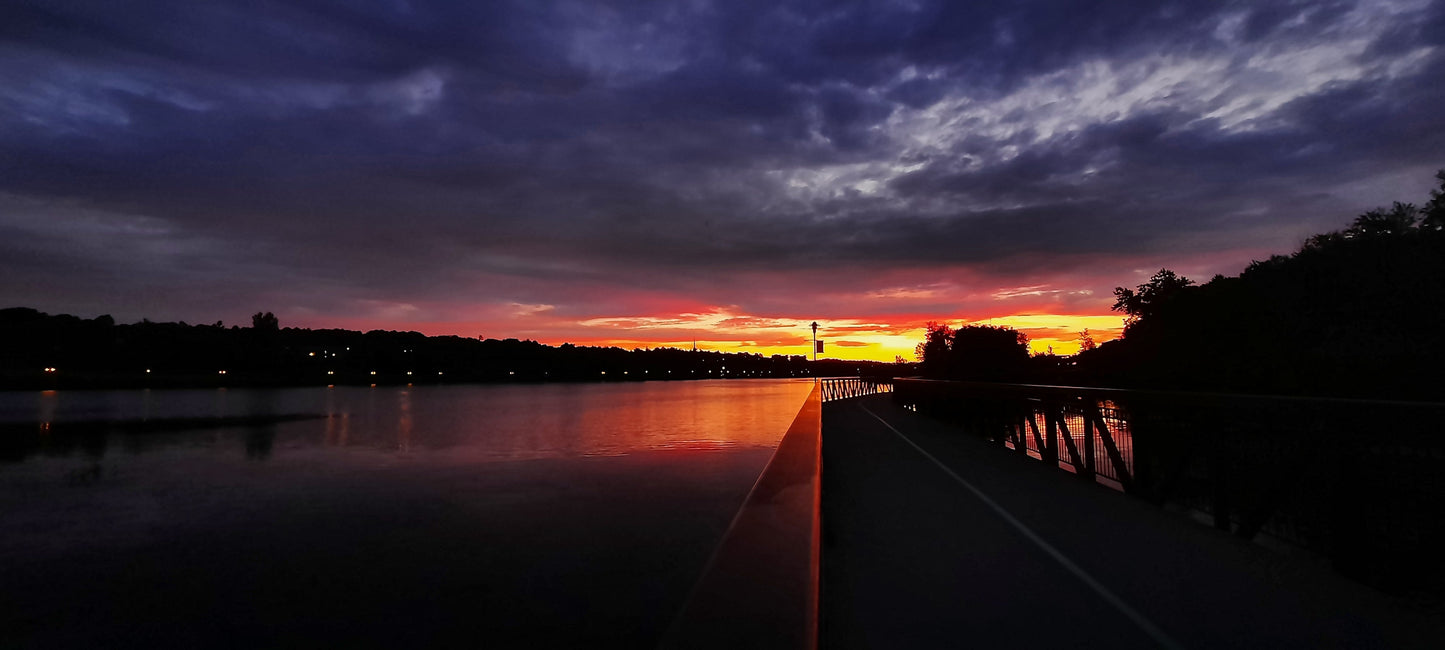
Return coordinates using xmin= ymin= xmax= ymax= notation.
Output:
xmin=915 ymin=321 xmax=953 ymax=377
xmin=1111 ymin=269 xmax=1194 ymax=331
xmin=251 ymin=311 xmax=279 ymax=331
xmin=0 ymin=309 xmax=900 ymax=389
xmin=915 ymin=323 xmax=1031 ymax=382
xmin=1077 ymin=170 xmax=1445 ymax=400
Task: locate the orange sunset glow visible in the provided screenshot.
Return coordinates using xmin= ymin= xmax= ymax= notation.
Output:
xmin=278 ymin=255 xmax=1266 ymax=364
xmin=295 ymin=305 xmax=1124 ymax=363
xmin=538 ymin=312 xmax=1123 ymax=361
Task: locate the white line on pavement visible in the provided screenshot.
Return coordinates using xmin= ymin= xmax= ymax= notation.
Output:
xmin=859 ymin=403 xmax=1186 ymax=650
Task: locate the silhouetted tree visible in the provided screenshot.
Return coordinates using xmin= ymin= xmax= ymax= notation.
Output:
xmin=916 ymin=321 xmax=953 ymax=377
xmin=1078 ymin=169 xmax=1445 ymax=399
xmin=949 ymin=325 xmax=1030 ymax=381
xmin=1347 ymin=202 xmax=1419 ymax=237
xmin=915 ymin=322 xmax=1031 ymax=381
xmin=1422 ymin=170 xmax=1445 ymax=231
xmin=251 ymin=312 xmax=279 ymax=331
xmin=1112 ymin=268 xmax=1193 ymax=329
xmin=914 ymin=169 xmax=1445 ymax=398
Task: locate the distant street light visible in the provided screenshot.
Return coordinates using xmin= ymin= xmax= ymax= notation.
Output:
xmin=810 ymin=322 xmax=820 ymax=362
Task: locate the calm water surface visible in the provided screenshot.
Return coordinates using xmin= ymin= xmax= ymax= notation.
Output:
xmin=0 ymin=379 xmax=814 ymax=648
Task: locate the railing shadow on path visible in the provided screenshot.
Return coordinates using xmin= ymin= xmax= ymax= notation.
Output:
xmin=821 ymin=391 xmax=1442 ymax=649
xmin=888 ymin=378 xmax=1445 ymax=594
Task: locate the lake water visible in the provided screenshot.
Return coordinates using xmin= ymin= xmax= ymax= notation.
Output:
xmin=0 ymin=379 xmax=815 ymax=648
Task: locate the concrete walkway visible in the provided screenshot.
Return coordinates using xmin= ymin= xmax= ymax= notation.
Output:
xmin=821 ymin=394 xmax=1440 ymax=649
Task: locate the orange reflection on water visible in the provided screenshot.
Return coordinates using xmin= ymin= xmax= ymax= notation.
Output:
xmin=37 ymin=390 xmax=58 ymax=430
xmin=324 ymin=413 xmax=350 ymax=447
xmin=397 ymin=389 xmax=412 ymax=453
xmin=313 ymin=380 xmax=818 ymax=462
xmin=539 ymin=380 xmax=815 ymax=458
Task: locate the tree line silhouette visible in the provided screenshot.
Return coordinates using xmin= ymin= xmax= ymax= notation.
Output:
xmin=0 ymin=310 xmax=902 ymax=390
xmin=918 ymin=170 xmax=1445 ymax=400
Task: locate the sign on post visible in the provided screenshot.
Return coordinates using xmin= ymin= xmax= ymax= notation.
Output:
xmin=815 ymin=341 xmax=824 ymax=354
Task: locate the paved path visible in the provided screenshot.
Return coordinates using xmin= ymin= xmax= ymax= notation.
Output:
xmin=821 ymin=394 xmax=1440 ymax=649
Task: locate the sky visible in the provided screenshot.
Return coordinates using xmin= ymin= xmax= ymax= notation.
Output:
xmin=3 ymin=0 xmax=1443 ymax=362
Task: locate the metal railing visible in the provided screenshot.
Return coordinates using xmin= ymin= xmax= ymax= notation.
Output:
xmin=819 ymin=377 xmax=893 ymax=402
xmin=1000 ymin=398 xmax=1137 ymax=490
xmin=892 ymin=378 xmax=1445 ymax=593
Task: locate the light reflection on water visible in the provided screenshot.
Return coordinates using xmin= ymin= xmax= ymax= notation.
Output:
xmin=0 ymin=379 xmax=815 ymax=648
xmin=1 ymin=379 xmax=815 ymax=462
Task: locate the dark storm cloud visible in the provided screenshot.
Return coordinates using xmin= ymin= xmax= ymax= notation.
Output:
xmin=2 ymin=0 xmax=1443 ymax=324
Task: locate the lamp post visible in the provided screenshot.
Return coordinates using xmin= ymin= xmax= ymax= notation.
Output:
xmin=810 ymin=321 xmax=818 ymax=362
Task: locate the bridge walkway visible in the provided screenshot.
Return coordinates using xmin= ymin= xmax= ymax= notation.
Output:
xmin=821 ymin=394 xmax=1437 ymax=649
